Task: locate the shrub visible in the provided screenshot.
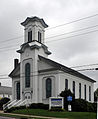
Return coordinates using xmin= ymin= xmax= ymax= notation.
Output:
xmin=72 ymin=99 xmax=97 ymax=112
xmin=0 ymin=97 xmax=10 ymax=110
xmin=50 ymin=107 xmax=64 ymax=112
xmin=5 ymin=105 xmax=26 ymax=113
xmin=29 ymin=103 xmax=49 ymax=110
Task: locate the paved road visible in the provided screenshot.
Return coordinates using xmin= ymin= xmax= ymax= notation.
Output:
xmin=0 ymin=116 xmax=16 ymax=119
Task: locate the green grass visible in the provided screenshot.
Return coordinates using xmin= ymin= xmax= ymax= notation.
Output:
xmin=12 ymin=109 xmax=97 ymax=119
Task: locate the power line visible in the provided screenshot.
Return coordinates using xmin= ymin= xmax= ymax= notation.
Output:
xmin=46 ymin=29 xmax=98 ymax=43
xmin=0 ymin=23 xmax=98 ymax=45
xmin=0 ymin=44 xmax=20 ymax=50
xmin=0 ymin=36 xmax=23 ymax=44
xmin=45 ymin=24 xmax=98 ymax=39
xmin=0 ymin=27 xmax=98 ymax=52
xmin=70 ymin=63 xmax=98 ymax=68
xmin=46 ymin=13 xmax=98 ymax=30
xmin=0 ymin=13 xmax=98 ymax=45
xmin=0 ymin=66 xmax=98 ymax=79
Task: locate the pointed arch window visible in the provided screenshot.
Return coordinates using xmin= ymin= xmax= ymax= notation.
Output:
xmin=25 ymin=63 xmax=30 ymax=88
xmin=46 ymin=78 xmax=52 ymax=98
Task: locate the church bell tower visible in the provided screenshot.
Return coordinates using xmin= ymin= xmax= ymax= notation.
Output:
xmin=17 ymin=16 xmax=51 ymax=103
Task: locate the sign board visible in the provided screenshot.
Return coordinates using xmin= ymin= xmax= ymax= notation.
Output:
xmin=49 ymin=97 xmax=64 ymax=110
xmin=67 ymin=96 xmax=72 ymax=102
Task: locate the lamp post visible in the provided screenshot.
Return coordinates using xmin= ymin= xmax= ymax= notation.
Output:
xmin=95 ymin=68 xmax=98 ymax=119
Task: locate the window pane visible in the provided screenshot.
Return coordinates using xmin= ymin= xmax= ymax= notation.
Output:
xmin=28 ymin=31 xmax=32 ymax=42
xmin=65 ymin=79 xmax=68 ymax=90
xmin=89 ymin=86 xmax=91 ymax=101
xmin=84 ymin=85 xmax=86 ymax=100
xmin=25 ymin=63 xmax=30 ymax=88
xmin=38 ymin=31 xmax=41 ymax=43
xmin=73 ymin=81 xmax=75 ymax=96
xmin=79 ymin=83 xmax=81 ymax=99
xmin=16 ymin=82 xmax=20 ymax=100
xmin=46 ymin=78 xmax=52 ymax=98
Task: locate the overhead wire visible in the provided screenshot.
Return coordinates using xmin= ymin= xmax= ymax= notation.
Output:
xmin=46 ymin=13 xmax=98 ymax=30
xmin=45 ymin=29 xmax=98 ymax=43
xmin=45 ymin=24 xmax=98 ymax=39
xmin=0 ymin=67 xmax=98 ymax=80
xmin=0 ymin=13 xmax=98 ymax=45
xmin=0 ymin=25 xmax=98 ymax=52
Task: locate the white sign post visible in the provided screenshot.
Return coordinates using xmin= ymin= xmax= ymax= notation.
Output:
xmin=49 ymin=97 xmax=64 ymax=110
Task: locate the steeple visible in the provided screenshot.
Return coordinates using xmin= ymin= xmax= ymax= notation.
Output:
xmin=17 ymin=16 xmax=51 ymax=56
xmin=21 ymin=16 xmax=48 ymax=44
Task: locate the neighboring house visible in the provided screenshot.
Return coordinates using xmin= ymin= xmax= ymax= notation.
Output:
xmin=9 ymin=16 xmax=96 ymax=106
xmin=0 ymin=83 xmax=12 ymax=100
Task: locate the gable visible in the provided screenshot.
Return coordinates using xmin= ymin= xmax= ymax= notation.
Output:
xmin=9 ymin=64 xmax=20 ymax=78
xmin=38 ymin=60 xmax=55 ymax=71
xmin=38 ymin=55 xmax=96 ymax=83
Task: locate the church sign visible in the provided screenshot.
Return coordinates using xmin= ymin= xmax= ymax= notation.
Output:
xmin=49 ymin=97 xmax=64 ymax=109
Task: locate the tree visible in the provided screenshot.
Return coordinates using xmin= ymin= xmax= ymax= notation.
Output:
xmin=59 ymin=89 xmax=75 ymax=110
xmin=0 ymin=97 xmax=10 ymax=110
xmin=94 ymin=88 xmax=98 ymax=102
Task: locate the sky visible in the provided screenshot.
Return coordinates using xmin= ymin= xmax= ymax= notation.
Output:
xmin=0 ymin=0 xmax=98 ymax=90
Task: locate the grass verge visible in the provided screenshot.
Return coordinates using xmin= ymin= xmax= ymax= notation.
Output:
xmin=0 ymin=112 xmax=42 ymax=119
xmin=12 ymin=108 xmax=97 ymax=119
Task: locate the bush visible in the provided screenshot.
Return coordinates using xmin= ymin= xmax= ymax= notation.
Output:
xmin=50 ymin=107 xmax=64 ymax=112
xmin=5 ymin=105 xmax=26 ymax=113
xmin=72 ymin=99 xmax=97 ymax=112
xmin=29 ymin=103 xmax=49 ymax=110
xmin=0 ymin=97 xmax=10 ymax=110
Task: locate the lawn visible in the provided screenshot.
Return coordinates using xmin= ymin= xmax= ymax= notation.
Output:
xmin=12 ymin=109 xmax=97 ymax=119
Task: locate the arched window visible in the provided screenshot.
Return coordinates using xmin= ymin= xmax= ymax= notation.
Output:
xmin=79 ymin=83 xmax=81 ymax=99
xmin=25 ymin=63 xmax=30 ymax=88
xmin=73 ymin=81 xmax=75 ymax=96
xmin=16 ymin=82 xmax=20 ymax=100
xmin=89 ymin=86 xmax=91 ymax=101
xmin=28 ymin=30 xmax=32 ymax=42
xmin=46 ymin=78 xmax=52 ymax=98
xmin=84 ymin=84 xmax=86 ymax=100
xmin=38 ymin=31 xmax=42 ymax=43
xmin=65 ymin=79 xmax=68 ymax=90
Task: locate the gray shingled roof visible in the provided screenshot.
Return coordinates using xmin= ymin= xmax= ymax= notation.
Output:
xmin=0 ymin=86 xmax=12 ymax=95
xmin=21 ymin=16 xmax=48 ymax=28
xmin=9 ymin=55 xmax=96 ymax=83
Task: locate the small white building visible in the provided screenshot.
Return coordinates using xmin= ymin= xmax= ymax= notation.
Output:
xmin=9 ymin=16 xmax=96 ymax=106
xmin=0 ymin=83 xmax=12 ymax=100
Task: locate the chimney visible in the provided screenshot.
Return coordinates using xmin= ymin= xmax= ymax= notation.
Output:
xmin=14 ymin=59 xmax=19 ymax=69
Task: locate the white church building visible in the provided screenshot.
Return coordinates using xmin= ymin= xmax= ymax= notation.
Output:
xmin=9 ymin=16 xmax=96 ymax=106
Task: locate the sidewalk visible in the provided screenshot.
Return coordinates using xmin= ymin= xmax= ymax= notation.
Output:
xmin=0 ymin=111 xmax=68 ymax=119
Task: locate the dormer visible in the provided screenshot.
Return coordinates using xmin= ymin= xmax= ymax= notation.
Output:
xmin=21 ymin=16 xmax=48 ymax=44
